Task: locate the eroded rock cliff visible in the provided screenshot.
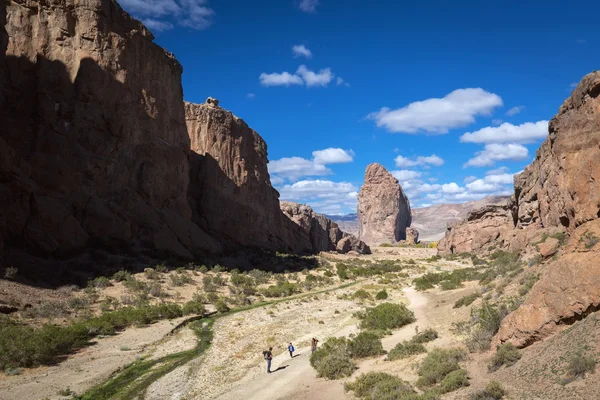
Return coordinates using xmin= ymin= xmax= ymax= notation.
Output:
xmin=357 ymin=163 xmax=412 ymax=245
xmin=281 ymin=202 xmax=370 ymax=254
xmin=185 ymin=101 xmax=311 ymax=253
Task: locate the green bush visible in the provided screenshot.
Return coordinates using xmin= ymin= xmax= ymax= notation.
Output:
xmin=309 ymin=337 xmax=356 ymax=379
xmin=387 ymin=341 xmax=426 ymax=361
xmin=260 ymin=281 xmax=300 ymax=298
xmin=379 ymin=243 xmax=394 ymax=247
xmin=469 ymin=381 xmax=506 ymax=400
xmin=348 ymin=332 xmax=385 ymax=358
xmin=488 ymin=343 xmax=521 ymax=372
xmin=413 ymin=328 xmax=439 ymax=344
xmin=337 ymin=263 xmax=350 ymax=280
xmin=454 ymin=293 xmax=481 ymax=308
xmin=88 ymin=276 xmax=112 ymax=289
xmin=344 ymin=372 xmax=415 ymax=399
xmin=155 ymin=264 xmax=169 ymax=273
xmin=466 ymin=301 xmax=511 ymax=352
xmin=358 ymin=303 xmax=415 ymax=331
xmin=376 ymin=290 xmax=389 ymax=300
xmin=416 ymin=348 xmax=467 ymax=389
xmin=170 ymin=273 xmax=193 ymax=287
xmin=182 ymin=301 xmax=206 ymax=316
xmin=438 ymin=368 xmax=469 ymax=393
xmin=112 ymin=270 xmax=131 ymax=282
xmin=353 ymin=289 xmax=372 ymax=300
xmin=144 ymin=268 xmax=160 ymax=280
xmin=567 ymin=351 xmax=596 ymax=379
xmin=214 ymin=299 xmax=230 ymax=313
xmin=581 ymin=230 xmax=600 ymax=249
xmin=3 ymin=267 xmax=18 ymax=280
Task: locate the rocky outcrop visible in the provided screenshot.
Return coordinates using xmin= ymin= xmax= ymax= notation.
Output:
xmin=281 ymin=202 xmax=370 ymax=254
xmin=437 ymin=200 xmax=515 ymax=254
xmin=185 ymin=101 xmax=311 ymax=253
xmin=402 ymin=227 xmax=420 ymax=245
xmin=0 ymin=0 xmax=221 ymax=264
xmin=358 ymin=163 xmax=412 ymax=245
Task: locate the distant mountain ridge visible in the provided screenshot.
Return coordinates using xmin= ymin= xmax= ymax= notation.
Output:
xmin=327 ymin=195 xmax=511 ymax=241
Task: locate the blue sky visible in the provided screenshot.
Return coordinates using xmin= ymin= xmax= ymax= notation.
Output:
xmin=120 ymin=0 xmax=598 ymax=214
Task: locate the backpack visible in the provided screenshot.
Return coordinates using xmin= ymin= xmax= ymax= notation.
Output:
xmin=262 ymin=350 xmax=269 ymax=360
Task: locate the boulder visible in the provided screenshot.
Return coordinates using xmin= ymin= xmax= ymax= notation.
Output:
xmin=357 ymin=163 xmax=412 ymax=245
xmin=538 ymin=237 xmax=560 ymax=258
xmin=404 ymin=227 xmax=420 ymax=245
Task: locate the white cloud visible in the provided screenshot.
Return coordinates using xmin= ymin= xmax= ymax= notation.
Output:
xmin=442 ymin=182 xmax=463 ymax=194
xmin=394 ymin=154 xmax=444 ymax=168
xmin=259 ymin=65 xmax=335 ymax=88
xmin=506 ymin=106 xmax=524 ymax=116
xmin=278 ymin=180 xmax=359 ymax=214
xmin=368 ymin=88 xmax=503 ymax=134
xmin=312 ymin=148 xmax=354 ymax=164
xmin=336 ymin=77 xmax=350 ymax=87
xmin=269 ymin=148 xmax=354 ymax=181
xmin=259 ymin=71 xmax=303 ymax=87
xmin=247 ymin=93 xmax=256 ymax=99
xmin=391 ymin=170 xmax=421 ymax=181
xmin=269 ymin=157 xmax=331 ymax=180
xmin=121 ymin=0 xmax=214 ymax=31
xmin=492 ymin=119 xmax=503 ymax=125
xmin=292 ymin=44 xmax=312 ymax=59
xmin=298 ymin=0 xmax=319 ymax=13
xmin=460 ymin=121 xmax=548 ymax=144
xmin=464 ymin=143 xmax=529 ymax=167
xmin=296 ymin=65 xmax=333 ymax=87
xmin=463 ymin=176 xmax=477 ymax=184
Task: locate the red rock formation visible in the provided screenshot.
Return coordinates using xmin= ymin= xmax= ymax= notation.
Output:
xmin=358 ymin=163 xmax=412 ymax=245
xmin=280 ymin=202 xmax=370 ymax=254
xmin=185 ymin=101 xmax=311 ymax=253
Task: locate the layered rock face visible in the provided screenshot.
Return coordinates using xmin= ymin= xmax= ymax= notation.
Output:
xmin=0 ymin=0 xmax=220 ymax=263
xmin=281 ymin=202 xmax=370 ymax=254
xmin=437 ymin=200 xmax=515 ymax=254
xmin=185 ymin=102 xmax=311 ymax=253
xmin=357 ymin=163 xmax=412 ymax=245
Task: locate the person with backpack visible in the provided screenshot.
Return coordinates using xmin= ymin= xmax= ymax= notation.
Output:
xmin=288 ymin=342 xmax=295 ymax=358
xmin=311 ymin=337 xmax=319 ymax=353
xmin=263 ymin=347 xmax=273 ymax=373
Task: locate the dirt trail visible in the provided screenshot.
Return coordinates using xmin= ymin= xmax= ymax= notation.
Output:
xmin=216 ymin=287 xmax=430 ymax=400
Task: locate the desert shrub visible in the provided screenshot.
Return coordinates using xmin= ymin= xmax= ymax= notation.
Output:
xmin=68 ymin=296 xmax=90 ymax=311
xmin=112 ymin=270 xmax=131 ymax=282
xmin=123 ymin=276 xmax=149 ymax=292
xmin=413 ymin=328 xmax=439 ymax=344
xmin=260 ymin=281 xmax=299 ymax=298
xmin=310 ymin=337 xmax=356 ymax=379
xmin=454 ymin=293 xmax=481 ymax=308
xmin=353 ymin=289 xmax=372 ymax=300
xmin=182 ymin=301 xmax=206 ymax=315
xmin=3 ymin=267 xmax=18 ymax=280
xmin=336 ymin=263 xmax=350 ymax=280
xmin=387 ymin=341 xmax=426 ymax=360
xmin=211 ymin=274 xmax=227 ymax=286
xmin=348 ymin=331 xmax=385 ymax=358
xmin=344 ymin=372 xmax=415 ymax=399
xmin=466 ymin=301 xmax=511 ymax=352
xmin=214 ymin=299 xmax=230 ymax=313
xmin=550 ymin=231 xmax=567 ymax=246
xmin=144 ymin=268 xmax=160 ymax=280
xmin=21 ymin=301 xmax=70 ymax=319
xmin=566 ymin=351 xmax=596 ymax=379
xmin=376 ymin=290 xmax=389 ymax=300
xmin=581 ymin=230 xmax=600 ymax=249
xmin=379 ymin=243 xmax=394 ymax=247
xmin=170 ymin=273 xmax=193 ymax=287
xmin=88 ymin=276 xmax=112 ymax=289
xmin=358 ymin=303 xmax=415 ymax=331
xmin=416 ymin=348 xmax=467 ymax=389
xmin=488 ymin=343 xmax=521 ymax=372
xmin=440 ymin=277 xmax=463 ymax=291
xmin=148 ymin=283 xmax=167 ymax=298
xmin=428 ymin=242 xmax=438 ymax=249
xmin=99 ymin=297 xmax=120 ymax=313
xmin=469 ymin=381 xmax=506 ymax=400
xmin=248 ymin=269 xmax=271 ymax=284
xmin=438 ymin=368 xmax=469 ymax=393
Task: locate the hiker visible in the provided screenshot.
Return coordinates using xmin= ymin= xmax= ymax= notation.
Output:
xmin=311 ymin=337 xmax=319 ymax=353
xmin=263 ymin=347 xmax=273 ymax=373
xmin=288 ymin=342 xmax=295 ymax=358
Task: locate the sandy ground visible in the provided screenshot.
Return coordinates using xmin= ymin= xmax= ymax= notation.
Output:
xmin=0 ymin=316 xmax=197 ymax=400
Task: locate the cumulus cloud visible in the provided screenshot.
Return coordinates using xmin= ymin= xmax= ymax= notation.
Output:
xmin=464 ymin=143 xmax=529 ymax=167
xmin=506 ymin=106 xmax=524 ymax=116
xmin=460 ymin=121 xmax=548 ymax=144
xmin=492 ymin=119 xmax=503 ymax=125
xmin=394 ymin=154 xmax=444 ymax=168
xmin=463 ymin=176 xmax=477 ymax=184
xmin=269 ymin=148 xmax=354 ymax=181
xmin=259 ymin=65 xmax=335 ymax=87
xmin=296 ymin=65 xmax=334 ymax=87
xmin=120 ymin=0 xmax=214 ymax=31
xmin=298 ymin=0 xmax=319 ymax=13
xmin=259 ymin=71 xmax=304 ymax=87
xmin=391 ymin=170 xmax=422 ymax=181
xmin=292 ymin=44 xmax=312 ymax=59
xmin=368 ymin=88 xmax=503 ymax=134
xmin=278 ymin=180 xmax=359 ymax=214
